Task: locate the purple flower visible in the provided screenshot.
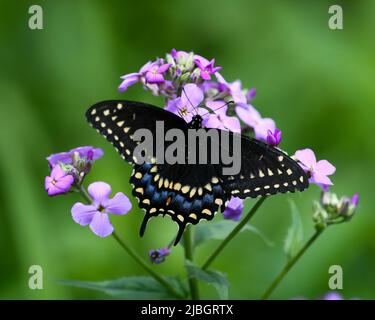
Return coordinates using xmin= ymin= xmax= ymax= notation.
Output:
xmin=71 ymin=182 xmax=132 ymax=237
xmin=266 ymin=128 xmax=282 ymax=146
xmin=223 ymin=197 xmax=244 ymax=221
xmin=194 ymin=56 xmax=222 ymax=81
xmin=351 ymin=193 xmax=359 ymax=206
xmin=322 ymin=292 xmax=343 ymax=300
xmin=171 ymin=49 xmax=190 ymax=65
xmin=145 ymin=63 xmax=171 ymax=84
xmin=294 ymin=149 xmax=336 ymax=187
xmin=235 ymin=104 xmax=276 ymax=141
xmin=246 ymin=88 xmax=256 ymax=102
xmin=118 ymin=61 xmax=154 ymax=92
xmin=216 ymin=74 xmax=247 ymax=104
xmin=165 ymin=83 xmax=207 ymax=123
xmin=47 ymin=146 xmax=103 ymax=167
xmin=204 ymin=100 xmax=241 ymax=133
xmin=149 ymin=248 xmax=171 ymax=264
xmin=118 ymin=73 xmax=140 ymax=92
xmin=45 ymin=165 xmax=74 ymax=196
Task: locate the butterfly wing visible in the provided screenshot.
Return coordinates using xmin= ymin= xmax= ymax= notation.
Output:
xmin=86 ymin=100 xmax=226 ymax=244
xmin=219 ymin=133 xmax=309 ymax=198
xmin=130 ymin=162 xmax=226 ymax=245
xmin=86 ymin=100 xmax=187 ymax=163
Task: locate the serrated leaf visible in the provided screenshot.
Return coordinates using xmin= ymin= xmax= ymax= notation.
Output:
xmin=284 ymin=200 xmax=304 ymax=260
xmin=185 ymin=260 xmax=229 ymax=300
xmin=193 ymin=220 xmax=273 ymax=248
xmin=60 ymin=276 xmax=187 ymax=300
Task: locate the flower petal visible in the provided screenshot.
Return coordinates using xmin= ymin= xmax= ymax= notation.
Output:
xmin=311 ymin=172 xmax=333 ymax=186
xmin=72 ymin=146 xmax=104 ymax=161
xmin=139 ymin=61 xmax=154 ymax=74
xmin=205 ymin=100 xmax=228 ymax=115
xmin=203 ymin=114 xmax=223 ymax=129
xmin=223 ymin=197 xmax=244 ymax=221
xmin=47 ymin=151 xmax=73 ymax=166
xmin=89 ymin=212 xmax=114 ymax=237
xmin=294 ymin=149 xmax=317 ymax=168
xmin=88 ymin=182 xmax=112 ymax=206
xmin=118 ymin=73 xmax=140 ymax=92
xmin=106 ymin=192 xmax=132 ymax=215
xmin=229 ymin=80 xmax=247 ymax=104
xmin=46 ymin=184 xmax=64 ymax=196
xmin=181 ymin=83 xmax=204 ymax=108
xmin=200 ymin=70 xmax=211 ymax=80
xmin=145 ymin=72 xmax=164 ymax=84
xmin=165 ymin=98 xmax=182 ymax=114
xmin=254 ymin=118 xmax=276 ymax=141
xmin=157 ymin=63 xmax=171 ymax=73
xmin=71 ymin=203 xmax=97 ymax=226
xmin=315 ymin=160 xmax=336 ymax=175
xmin=50 ymin=165 xmax=67 ymax=180
xmin=54 ymin=174 xmax=74 ymax=191
xmin=223 ymin=116 xmax=241 ymax=133
xmin=235 ymin=104 xmax=261 ymax=127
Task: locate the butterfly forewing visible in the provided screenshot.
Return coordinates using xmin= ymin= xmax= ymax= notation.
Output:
xmin=86 ymin=100 xmax=187 ymax=163
xmin=220 ymin=135 xmax=309 ymax=198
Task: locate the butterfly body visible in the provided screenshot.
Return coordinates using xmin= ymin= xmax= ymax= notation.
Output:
xmin=86 ymin=100 xmax=309 ymax=244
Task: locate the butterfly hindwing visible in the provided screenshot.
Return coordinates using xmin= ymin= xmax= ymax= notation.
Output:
xmin=130 ymin=162 xmax=226 ymax=245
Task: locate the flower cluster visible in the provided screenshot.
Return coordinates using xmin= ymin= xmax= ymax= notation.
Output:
xmin=313 ymin=190 xmax=359 ymax=229
xmin=118 ymin=49 xmax=342 ymax=221
xmin=119 ymin=49 xmax=277 ymax=139
xmin=45 ymin=146 xmax=103 ymax=196
xmin=45 ymin=147 xmax=132 ymax=237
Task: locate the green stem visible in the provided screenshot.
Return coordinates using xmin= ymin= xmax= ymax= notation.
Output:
xmin=261 ymin=228 xmax=324 ymax=300
xmin=202 ymin=196 xmax=267 ymax=270
xmin=77 ymin=185 xmax=183 ymax=299
xmin=78 ymin=185 xmax=92 ymax=204
xmin=111 ymin=232 xmax=183 ymax=299
xmin=183 ymin=225 xmax=200 ymax=300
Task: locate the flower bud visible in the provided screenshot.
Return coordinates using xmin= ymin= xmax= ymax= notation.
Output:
xmin=149 ymin=248 xmax=171 ymax=264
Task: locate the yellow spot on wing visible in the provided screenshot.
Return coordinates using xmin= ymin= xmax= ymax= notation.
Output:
xmin=135 ymin=172 xmax=142 ymax=179
xmin=215 ymin=198 xmax=223 ymax=206
xmin=202 ymin=209 xmax=212 ymax=215
xmin=189 ymin=188 xmax=197 ymax=198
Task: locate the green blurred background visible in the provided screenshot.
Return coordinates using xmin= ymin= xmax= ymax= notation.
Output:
xmin=0 ymin=0 xmax=374 ymax=299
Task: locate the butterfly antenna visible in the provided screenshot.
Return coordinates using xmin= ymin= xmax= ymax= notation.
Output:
xmin=201 ymin=100 xmax=234 ymax=117
xmin=182 ymin=87 xmax=199 ymax=115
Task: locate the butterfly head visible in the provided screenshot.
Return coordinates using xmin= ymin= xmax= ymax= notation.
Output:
xmin=188 ymin=115 xmax=203 ymax=129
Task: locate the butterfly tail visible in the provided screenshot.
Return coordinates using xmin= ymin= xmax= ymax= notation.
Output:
xmin=173 ymin=223 xmax=186 ymax=246
xmin=139 ymin=214 xmax=151 ymax=237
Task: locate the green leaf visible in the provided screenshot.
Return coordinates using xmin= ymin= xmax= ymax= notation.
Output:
xmin=60 ymin=276 xmax=187 ymax=300
xmin=283 ymin=200 xmax=304 ymax=260
xmin=193 ymin=220 xmax=274 ymax=248
xmin=185 ymin=260 xmax=229 ymax=300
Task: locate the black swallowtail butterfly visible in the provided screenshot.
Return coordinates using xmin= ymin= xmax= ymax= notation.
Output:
xmin=86 ymin=100 xmax=309 ymax=244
